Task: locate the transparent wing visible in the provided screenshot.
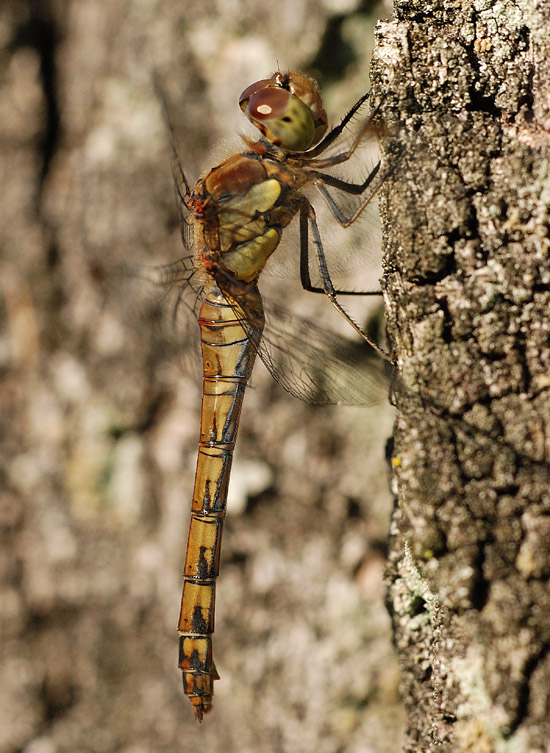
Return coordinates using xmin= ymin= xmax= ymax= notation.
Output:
xmin=212 ymin=270 xmax=388 ymax=406
xmin=154 ymin=75 xmax=197 ymax=256
xmin=96 ymin=253 xmax=388 ymax=406
xmin=89 ymin=254 xmax=203 ymax=381
xmin=257 ymin=296 xmax=388 ymax=405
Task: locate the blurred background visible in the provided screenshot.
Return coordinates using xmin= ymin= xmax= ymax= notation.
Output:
xmin=0 ymin=0 xmax=403 ymax=751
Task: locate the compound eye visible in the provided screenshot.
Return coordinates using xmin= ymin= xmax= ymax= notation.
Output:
xmin=238 ymin=78 xmax=272 ymax=108
xmin=240 ymin=83 xmax=316 ymax=152
xmin=247 ymin=87 xmax=292 ymax=121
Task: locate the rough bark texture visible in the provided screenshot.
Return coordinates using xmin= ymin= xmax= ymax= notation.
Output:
xmin=1 ymin=2 xmax=403 ymax=753
xmin=371 ymin=1 xmax=550 ymax=751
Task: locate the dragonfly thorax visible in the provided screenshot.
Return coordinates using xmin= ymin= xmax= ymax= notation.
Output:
xmin=191 ymin=152 xmax=304 ymax=283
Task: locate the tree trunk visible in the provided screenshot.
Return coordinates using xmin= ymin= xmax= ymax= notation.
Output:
xmin=372 ymin=2 xmax=550 ymax=750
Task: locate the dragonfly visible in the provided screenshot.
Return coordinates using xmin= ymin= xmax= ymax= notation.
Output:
xmin=152 ymin=70 xmax=391 ymax=721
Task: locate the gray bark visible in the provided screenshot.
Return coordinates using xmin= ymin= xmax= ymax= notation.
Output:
xmin=371 ymin=2 xmax=550 ymax=750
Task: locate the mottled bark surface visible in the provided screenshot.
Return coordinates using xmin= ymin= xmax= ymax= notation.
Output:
xmin=372 ymin=1 xmax=550 ymax=751
xmin=0 ymin=2 xmax=403 ymax=753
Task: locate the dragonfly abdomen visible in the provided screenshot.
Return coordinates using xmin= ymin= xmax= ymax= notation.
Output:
xmin=178 ymin=284 xmax=263 ymax=721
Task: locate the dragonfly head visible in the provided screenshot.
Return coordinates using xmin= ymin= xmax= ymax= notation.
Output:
xmin=239 ymin=71 xmax=328 ymax=152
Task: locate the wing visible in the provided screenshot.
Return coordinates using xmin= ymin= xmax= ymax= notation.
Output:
xmin=256 ymin=296 xmax=388 ymax=406
xmin=154 ymin=74 xmax=198 ymax=256
xmin=213 ymin=270 xmax=388 ymax=406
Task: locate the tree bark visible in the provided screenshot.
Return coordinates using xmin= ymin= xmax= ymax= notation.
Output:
xmin=372 ymin=1 xmax=550 ymax=750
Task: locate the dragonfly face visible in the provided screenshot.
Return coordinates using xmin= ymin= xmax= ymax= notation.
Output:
xmin=239 ymin=71 xmax=328 ymax=151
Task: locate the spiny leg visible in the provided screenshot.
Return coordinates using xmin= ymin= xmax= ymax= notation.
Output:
xmin=303 ymin=104 xmax=381 ymax=169
xmin=308 ymin=162 xmax=381 ymax=197
xmin=310 ymin=138 xmax=401 ymax=226
xmin=312 ymin=166 xmax=388 ymax=228
xmin=298 ymin=198 xmax=380 ymax=298
xmin=303 ymin=90 xmax=371 ymax=158
xmin=299 ymin=199 xmax=389 ymax=361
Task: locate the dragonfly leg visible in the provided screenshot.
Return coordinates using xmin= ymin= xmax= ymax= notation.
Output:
xmin=302 ymin=104 xmax=382 ymax=170
xmin=299 ymin=199 xmax=389 ymax=360
xmin=312 ymin=165 xmax=390 ymax=228
xmin=303 ymin=90 xmax=371 ymax=157
xmin=298 ymin=198 xmax=380 ymax=298
xmin=308 ymin=163 xmax=381 ymax=197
